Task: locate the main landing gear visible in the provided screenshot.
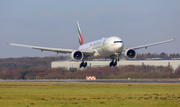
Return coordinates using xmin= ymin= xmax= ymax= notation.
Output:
xmin=80 ymin=61 xmax=87 ymax=68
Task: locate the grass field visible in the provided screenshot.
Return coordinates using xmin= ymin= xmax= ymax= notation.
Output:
xmin=0 ymin=82 xmax=180 ymax=107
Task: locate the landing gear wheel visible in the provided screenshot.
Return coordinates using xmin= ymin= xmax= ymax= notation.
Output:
xmin=80 ymin=61 xmax=88 ymax=68
xmin=84 ymin=62 xmax=87 ymax=68
xmin=109 ymin=61 xmax=113 ymax=67
xmin=113 ymin=60 xmax=117 ymax=67
xmin=109 ymin=60 xmax=117 ymax=67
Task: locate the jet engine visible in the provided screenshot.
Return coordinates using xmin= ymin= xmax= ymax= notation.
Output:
xmin=124 ymin=48 xmax=137 ymax=60
xmin=71 ymin=50 xmax=84 ymax=61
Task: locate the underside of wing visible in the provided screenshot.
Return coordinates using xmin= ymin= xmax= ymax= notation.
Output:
xmin=124 ymin=38 xmax=174 ymax=51
xmin=9 ymin=43 xmax=74 ymax=54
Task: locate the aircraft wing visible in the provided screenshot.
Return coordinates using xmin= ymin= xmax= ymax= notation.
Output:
xmin=9 ymin=43 xmax=74 ymax=54
xmin=8 ymin=43 xmax=95 ymax=55
xmin=125 ymin=38 xmax=174 ymax=50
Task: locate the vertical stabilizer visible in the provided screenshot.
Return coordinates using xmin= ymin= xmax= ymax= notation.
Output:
xmin=77 ymin=21 xmax=84 ymax=45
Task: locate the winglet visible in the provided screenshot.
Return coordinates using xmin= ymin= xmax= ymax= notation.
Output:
xmin=77 ymin=21 xmax=84 ymax=45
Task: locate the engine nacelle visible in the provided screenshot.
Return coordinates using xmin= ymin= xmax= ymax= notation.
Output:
xmin=124 ymin=48 xmax=137 ymax=60
xmin=71 ymin=50 xmax=84 ymax=62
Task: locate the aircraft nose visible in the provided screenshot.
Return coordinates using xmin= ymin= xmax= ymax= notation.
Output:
xmin=115 ymin=43 xmax=124 ymax=52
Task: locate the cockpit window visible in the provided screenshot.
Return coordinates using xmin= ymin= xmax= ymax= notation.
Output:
xmin=114 ymin=41 xmax=123 ymax=43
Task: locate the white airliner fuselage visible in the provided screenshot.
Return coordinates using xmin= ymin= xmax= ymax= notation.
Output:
xmin=78 ymin=36 xmax=124 ymax=57
xmin=9 ymin=21 xmax=174 ymax=68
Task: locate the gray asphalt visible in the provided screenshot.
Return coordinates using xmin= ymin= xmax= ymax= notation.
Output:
xmin=1 ymin=80 xmax=180 ymax=83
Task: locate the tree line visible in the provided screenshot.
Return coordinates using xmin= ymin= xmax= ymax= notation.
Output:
xmin=136 ymin=52 xmax=180 ymax=59
xmin=0 ymin=53 xmax=180 ymax=79
xmin=0 ymin=65 xmax=180 ymax=79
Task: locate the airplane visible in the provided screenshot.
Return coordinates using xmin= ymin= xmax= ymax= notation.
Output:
xmin=9 ymin=21 xmax=174 ymax=68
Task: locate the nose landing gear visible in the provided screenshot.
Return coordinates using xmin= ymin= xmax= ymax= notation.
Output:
xmin=109 ymin=60 xmax=117 ymax=67
xmin=109 ymin=55 xmax=120 ymax=67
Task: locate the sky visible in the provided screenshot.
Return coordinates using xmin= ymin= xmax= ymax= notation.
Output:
xmin=0 ymin=0 xmax=180 ymax=58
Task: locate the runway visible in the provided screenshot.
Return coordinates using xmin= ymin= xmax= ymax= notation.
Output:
xmin=1 ymin=79 xmax=180 ymax=83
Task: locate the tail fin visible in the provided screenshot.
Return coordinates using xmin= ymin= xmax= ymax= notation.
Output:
xmin=77 ymin=21 xmax=84 ymax=45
